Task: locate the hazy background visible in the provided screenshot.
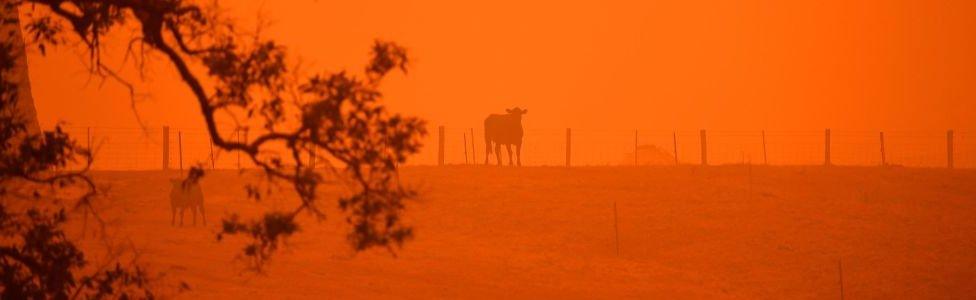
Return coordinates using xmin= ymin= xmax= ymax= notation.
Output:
xmin=24 ymin=0 xmax=976 ymax=135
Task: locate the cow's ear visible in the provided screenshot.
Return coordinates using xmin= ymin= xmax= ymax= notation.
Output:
xmin=505 ymin=108 xmax=513 ymax=113
xmin=521 ymin=109 xmax=528 ymax=114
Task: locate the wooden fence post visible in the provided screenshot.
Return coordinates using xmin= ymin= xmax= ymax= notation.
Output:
xmin=566 ymin=128 xmax=572 ymax=167
xmin=838 ymin=259 xmax=845 ymax=300
xmin=463 ymin=132 xmax=469 ymax=165
xmin=700 ymin=129 xmax=707 ymax=166
xmin=762 ymin=130 xmax=768 ymax=165
xmin=243 ymin=128 xmax=249 ymax=169
xmin=236 ymin=129 xmax=241 ymax=170
xmin=879 ymin=132 xmax=886 ymax=166
xmin=825 ymin=129 xmax=831 ymax=166
xmin=673 ymin=131 xmax=679 ymax=165
xmin=438 ymin=125 xmax=445 ymax=166
xmin=83 ymin=127 xmax=91 ymax=171
xmin=634 ymin=130 xmax=639 ymax=166
xmin=309 ymin=148 xmax=315 ymax=169
xmin=470 ymin=128 xmax=477 ymax=163
xmin=613 ymin=201 xmax=620 ymax=256
xmin=178 ymin=130 xmax=183 ymax=171
xmin=210 ymin=139 xmax=215 ymax=169
xmin=947 ymin=130 xmax=954 ymax=169
xmin=162 ymin=126 xmax=170 ymax=170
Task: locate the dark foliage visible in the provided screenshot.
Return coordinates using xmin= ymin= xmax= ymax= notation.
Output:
xmin=218 ymin=212 xmax=298 ymax=267
xmin=0 ymin=207 xmax=155 ymax=299
xmin=1 ymin=2 xmax=156 ymax=298
xmin=15 ymin=0 xmax=426 ymax=268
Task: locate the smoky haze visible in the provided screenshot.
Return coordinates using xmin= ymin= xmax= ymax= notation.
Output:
xmin=8 ymin=1 xmax=976 ymax=298
xmin=23 ymin=0 xmax=976 ymax=166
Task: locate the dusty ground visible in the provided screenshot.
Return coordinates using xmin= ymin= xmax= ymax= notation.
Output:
xmin=73 ymin=166 xmax=976 ymax=299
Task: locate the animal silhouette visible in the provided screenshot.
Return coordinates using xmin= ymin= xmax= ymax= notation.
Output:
xmin=169 ymin=178 xmax=206 ymax=226
xmin=484 ymin=107 xmax=527 ymax=166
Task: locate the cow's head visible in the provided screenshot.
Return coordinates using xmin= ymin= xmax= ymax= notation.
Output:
xmin=505 ymin=107 xmax=528 ymax=119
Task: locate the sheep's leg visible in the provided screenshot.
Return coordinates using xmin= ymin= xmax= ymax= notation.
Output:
xmin=199 ymin=205 xmax=207 ymax=225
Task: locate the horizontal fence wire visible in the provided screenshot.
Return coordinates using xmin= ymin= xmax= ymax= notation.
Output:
xmin=58 ymin=125 xmax=973 ymax=170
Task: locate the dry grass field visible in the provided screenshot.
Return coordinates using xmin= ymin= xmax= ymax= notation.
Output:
xmin=72 ymin=166 xmax=976 ymax=299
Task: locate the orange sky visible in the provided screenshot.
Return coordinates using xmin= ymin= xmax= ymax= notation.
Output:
xmin=24 ymin=0 xmax=976 ymax=132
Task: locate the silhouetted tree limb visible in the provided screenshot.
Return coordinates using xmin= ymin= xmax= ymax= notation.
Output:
xmin=1 ymin=3 xmax=159 ymax=296
xmin=16 ymin=0 xmax=426 ymax=267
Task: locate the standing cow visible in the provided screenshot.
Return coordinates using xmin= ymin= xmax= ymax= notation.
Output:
xmin=484 ymin=107 xmax=528 ymax=166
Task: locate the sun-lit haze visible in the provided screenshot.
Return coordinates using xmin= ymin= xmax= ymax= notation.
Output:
xmin=9 ymin=1 xmax=976 ymax=299
xmin=26 ymin=0 xmax=976 ymax=133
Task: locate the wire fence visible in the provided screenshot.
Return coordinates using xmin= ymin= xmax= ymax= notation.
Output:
xmin=65 ymin=125 xmax=252 ymax=170
xmin=420 ymin=127 xmax=974 ymax=168
xmin=62 ymin=125 xmax=976 ymax=170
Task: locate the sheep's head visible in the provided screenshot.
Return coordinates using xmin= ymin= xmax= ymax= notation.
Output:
xmin=170 ymin=178 xmax=184 ymax=189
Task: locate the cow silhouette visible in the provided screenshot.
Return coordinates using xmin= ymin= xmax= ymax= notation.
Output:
xmin=484 ymin=107 xmax=527 ymax=166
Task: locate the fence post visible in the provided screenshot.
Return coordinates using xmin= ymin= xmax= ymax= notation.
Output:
xmin=463 ymin=132 xmax=469 ymax=165
xmin=824 ymin=129 xmax=831 ymax=166
xmin=86 ymin=127 xmax=92 ymax=170
xmin=613 ymin=201 xmax=619 ymax=256
xmin=879 ymin=132 xmax=886 ymax=167
xmin=236 ymin=129 xmax=241 ymax=170
xmin=673 ymin=131 xmax=679 ymax=165
xmin=438 ymin=125 xmax=445 ymax=166
xmin=309 ymin=148 xmax=315 ymax=169
xmin=210 ymin=139 xmax=215 ymax=169
xmin=178 ymin=130 xmax=183 ymax=171
xmin=470 ymin=128 xmax=477 ymax=164
xmin=700 ymin=129 xmax=707 ymax=166
xmin=947 ymin=130 xmax=954 ymax=169
xmin=634 ymin=130 xmax=639 ymax=166
xmin=162 ymin=126 xmax=170 ymax=170
xmin=762 ymin=130 xmax=768 ymax=165
xmin=566 ymin=128 xmax=572 ymax=167
xmin=243 ymin=128 xmax=249 ymax=169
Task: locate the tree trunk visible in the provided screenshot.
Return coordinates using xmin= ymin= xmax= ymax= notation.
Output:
xmin=2 ymin=4 xmax=41 ymax=135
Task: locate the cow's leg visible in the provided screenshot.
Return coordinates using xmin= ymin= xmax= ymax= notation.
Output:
xmin=179 ymin=207 xmax=185 ymax=226
xmin=516 ymin=143 xmax=522 ymax=166
xmin=506 ymin=144 xmax=514 ymax=166
xmin=171 ymin=208 xmax=176 ymax=226
xmin=494 ymin=143 xmax=503 ymax=166
xmin=485 ymin=142 xmax=491 ymax=165
xmin=192 ymin=208 xmax=197 ymax=226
